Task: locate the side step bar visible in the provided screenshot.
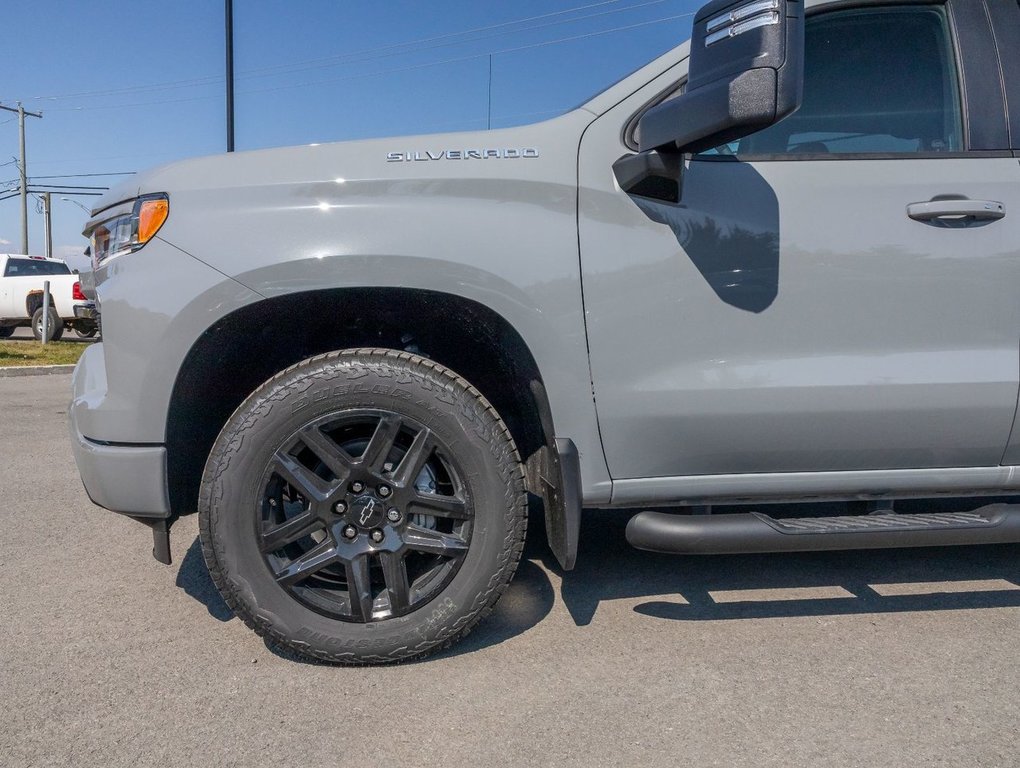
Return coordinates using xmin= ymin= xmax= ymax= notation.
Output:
xmin=625 ymin=504 xmax=1020 ymax=555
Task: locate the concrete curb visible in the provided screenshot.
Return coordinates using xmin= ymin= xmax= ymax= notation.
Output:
xmin=0 ymin=365 xmax=75 ymax=378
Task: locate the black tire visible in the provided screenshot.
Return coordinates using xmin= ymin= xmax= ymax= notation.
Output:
xmin=199 ymin=349 xmax=527 ymax=665
xmin=31 ymin=307 xmax=64 ymax=342
xmin=0 ymin=326 xmax=14 ymax=339
xmin=74 ymin=325 xmax=97 ymax=339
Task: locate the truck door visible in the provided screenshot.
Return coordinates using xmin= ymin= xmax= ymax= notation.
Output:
xmin=987 ymin=0 xmax=1020 ymax=465
xmin=579 ymin=1 xmax=1020 ymax=480
xmin=0 ymin=257 xmax=15 ymax=318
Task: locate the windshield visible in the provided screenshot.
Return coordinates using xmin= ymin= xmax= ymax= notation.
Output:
xmin=3 ymin=258 xmax=72 ymax=277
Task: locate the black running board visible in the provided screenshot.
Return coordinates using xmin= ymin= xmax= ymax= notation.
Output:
xmin=625 ymin=504 xmax=1020 ymax=555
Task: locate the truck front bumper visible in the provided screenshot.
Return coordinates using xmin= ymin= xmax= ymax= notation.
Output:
xmin=69 ymin=342 xmax=170 ymax=518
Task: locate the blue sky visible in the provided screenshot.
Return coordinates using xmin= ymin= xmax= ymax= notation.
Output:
xmin=1 ymin=0 xmax=697 ymax=269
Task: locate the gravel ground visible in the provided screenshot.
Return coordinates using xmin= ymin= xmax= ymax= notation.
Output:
xmin=1 ymin=374 xmax=1018 ymax=767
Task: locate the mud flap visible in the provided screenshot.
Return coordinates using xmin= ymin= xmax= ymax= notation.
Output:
xmin=530 ymin=438 xmax=582 ymax=570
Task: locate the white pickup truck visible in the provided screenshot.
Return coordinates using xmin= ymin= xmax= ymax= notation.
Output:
xmin=0 ymin=254 xmax=98 ymax=340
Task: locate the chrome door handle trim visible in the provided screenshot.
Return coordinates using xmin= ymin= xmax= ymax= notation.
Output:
xmin=907 ymin=199 xmax=1005 ymax=223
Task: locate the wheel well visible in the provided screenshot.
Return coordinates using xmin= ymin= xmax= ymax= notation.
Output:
xmin=25 ymin=291 xmax=55 ymax=317
xmin=166 ymin=288 xmax=551 ymax=516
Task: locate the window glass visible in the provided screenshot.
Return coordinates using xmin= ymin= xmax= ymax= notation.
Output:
xmin=730 ymin=7 xmax=962 ymax=156
xmin=3 ymin=258 xmax=72 ymax=277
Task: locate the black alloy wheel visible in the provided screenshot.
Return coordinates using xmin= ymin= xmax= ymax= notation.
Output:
xmin=259 ymin=409 xmax=473 ymax=623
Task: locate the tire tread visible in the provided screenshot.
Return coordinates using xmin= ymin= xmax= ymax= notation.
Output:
xmin=199 ymin=348 xmax=527 ymax=665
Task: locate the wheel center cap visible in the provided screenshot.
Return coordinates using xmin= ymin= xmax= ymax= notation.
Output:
xmin=348 ymin=494 xmax=385 ymax=530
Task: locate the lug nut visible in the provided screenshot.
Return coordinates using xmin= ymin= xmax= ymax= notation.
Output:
xmin=341 ymin=525 xmax=358 ymax=540
xmin=370 ymin=529 xmax=385 ymax=543
xmin=378 ymin=484 xmax=391 ymax=498
xmin=350 ymin=481 xmax=365 ymax=493
xmin=386 ymin=508 xmax=401 ymax=523
xmin=334 ymin=500 xmax=348 ymax=514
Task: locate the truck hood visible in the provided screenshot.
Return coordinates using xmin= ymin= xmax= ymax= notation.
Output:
xmin=92 ymin=109 xmax=597 ymax=214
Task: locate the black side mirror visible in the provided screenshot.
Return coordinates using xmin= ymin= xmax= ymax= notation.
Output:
xmin=639 ymin=0 xmax=804 ymax=154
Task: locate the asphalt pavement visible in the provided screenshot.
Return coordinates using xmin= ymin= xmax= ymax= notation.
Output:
xmin=2 ymin=373 xmax=1018 ymax=767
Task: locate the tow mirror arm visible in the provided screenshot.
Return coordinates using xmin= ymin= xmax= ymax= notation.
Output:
xmin=612 ymin=150 xmax=684 ymax=204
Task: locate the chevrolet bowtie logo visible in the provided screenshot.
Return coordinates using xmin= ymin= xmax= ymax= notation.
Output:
xmin=358 ymin=499 xmax=377 ymax=526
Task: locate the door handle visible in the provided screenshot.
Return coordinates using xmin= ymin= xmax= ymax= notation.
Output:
xmin=907 ymin=199 xmax=1005 ymax=225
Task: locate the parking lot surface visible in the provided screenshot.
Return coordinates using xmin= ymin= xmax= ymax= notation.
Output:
xmin=5 ymin=326 xmax=94 ymax=342
xmin=2 ymin=373 xmax=1018 ymax=767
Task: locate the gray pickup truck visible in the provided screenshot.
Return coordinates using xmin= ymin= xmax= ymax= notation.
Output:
xmin=70 ymin=0 xmax=1020 ymax=664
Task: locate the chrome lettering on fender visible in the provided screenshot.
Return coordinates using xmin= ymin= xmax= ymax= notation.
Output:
xmin=386 ymin=148 xmax=540 ymax=162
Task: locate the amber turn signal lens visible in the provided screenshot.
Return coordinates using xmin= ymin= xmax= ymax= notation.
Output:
xmin=137 ymin=198 xmax=169 ymax=243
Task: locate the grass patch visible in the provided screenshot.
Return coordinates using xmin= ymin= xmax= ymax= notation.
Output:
xmin=0 ymin=340 xmax=87 ymax=367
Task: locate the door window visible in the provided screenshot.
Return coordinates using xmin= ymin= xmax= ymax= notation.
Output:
xmin=720 ymin=6 xmax=963 ymax=156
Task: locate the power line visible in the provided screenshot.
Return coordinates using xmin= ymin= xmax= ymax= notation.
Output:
xmin=230 ymin=0 xmax=673 ymax=82
xmin=27 ymin=188 xmax=103 ymax=196
xmin=29 ymin=0 xmax=680 ymax=106
xmin=241 ymin=0 xmax=633 ymax=79
xmin=20 ymin=183 xmax=109 ymax=190
xmin=48 ymin=11 xmax=693 ymax=112
xmin=0 ymin=179 xmax=113 ymax=188
xmin=23 ymin=0 xmax=628 ymax=101
xmin=26 ymin=172 xmax=135 ymax=179
xmin=240 ymin=12 xmax=694 ymax=97
xmin=0 ymin=186 xmax=106 ymax=196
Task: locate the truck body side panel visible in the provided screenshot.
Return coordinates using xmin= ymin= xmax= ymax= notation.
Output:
xmin=87 ymin=112 xmax=615 ymax=502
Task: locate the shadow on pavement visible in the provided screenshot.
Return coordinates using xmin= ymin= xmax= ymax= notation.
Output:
xmin=175 ymin=536 xmax=234 ymax=622
xmin=174 ymin=500 xmax=1020 ymax=657
xmin=556 ymin=509 xmax=1020 ymax=626
xmin=435 ymin=558 xmax=556 ymax=660
xmin=173 ymin=523 xmax=557 ymax=663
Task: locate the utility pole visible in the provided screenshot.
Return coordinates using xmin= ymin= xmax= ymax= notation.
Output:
xmin=42 ymin=192 xmax=52 ymax=258
xmin=225 ymin=0 xmax=235 ymax=152
xmin=0 ymin=102 xmax=43 ymax=254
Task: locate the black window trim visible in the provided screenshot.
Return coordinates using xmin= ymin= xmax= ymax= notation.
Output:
xmin=983 ymin=0 xmax=1020 ymax=150
xmin=623 ymin=0 xmax=1012 ymax=161
xmin=3 ymin=258 xmax=72 ymax=278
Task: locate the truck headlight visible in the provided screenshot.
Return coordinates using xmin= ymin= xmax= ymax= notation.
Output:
xmin=89 ymin=193 xmax=169 ymax=266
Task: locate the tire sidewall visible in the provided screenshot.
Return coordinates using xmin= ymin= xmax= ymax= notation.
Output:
xmin=201 ymin=352 xmax=523 ymax=663
xmin=31 ymin=307 xmax=62 ymax=342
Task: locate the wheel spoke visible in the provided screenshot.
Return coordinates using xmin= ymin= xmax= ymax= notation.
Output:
xmin=408 ymin=491 xmax=470 ymax=520
xmin=271 ymin=451 xmax=333 ymax=503
xmin=345 ymin=554 xmax=375 ymax=621
xmin=391 ymin=427 xmax=433 ymax=487
xmin=359 ymin=414 xmax=402 ymax=471
xmin=274 ymin=539 xmax=338 ymax=586
xmin=258 ymin=404 xmax=478 ymax=624
xmin=403 ymin=525 xmax=469 ymax=558
xmin=298 ymin=425 xmax=353 ymax=484
xmin=379 ymin=551 xmax=410 ymax=613
xmin=260 ymin=510 xmax=323 ymax=553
